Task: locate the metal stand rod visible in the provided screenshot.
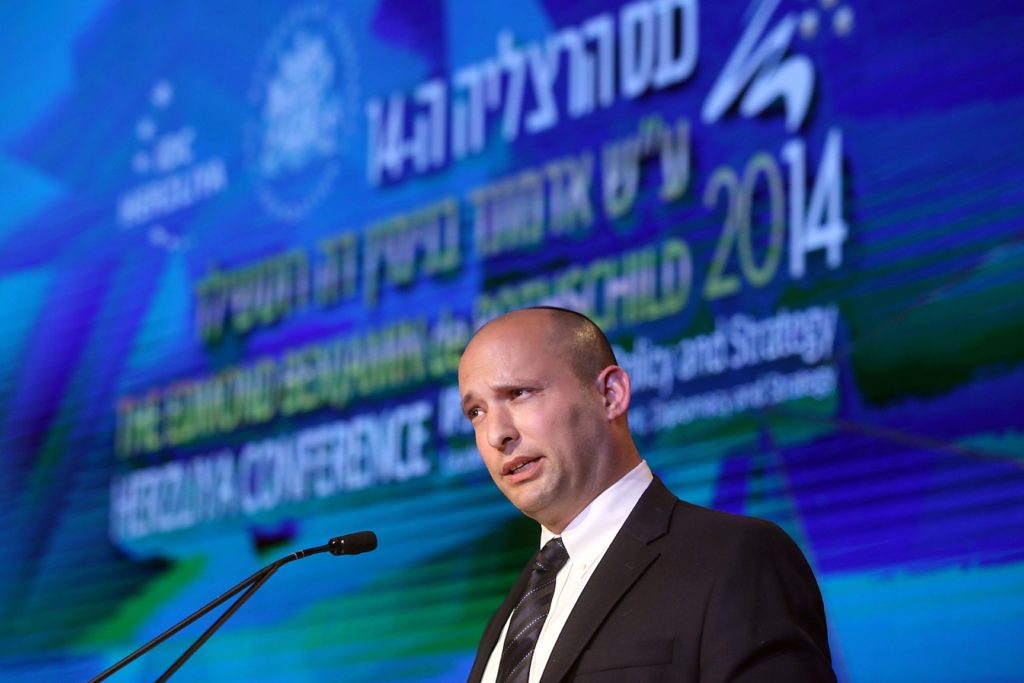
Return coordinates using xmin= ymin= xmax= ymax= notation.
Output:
xmin=88 ymin=565 xmax=271 ymax=683
xmin=88 ymin=543 xmax=330 ymax=683
xmin=155 ymin=564 xmax=281 ymax=682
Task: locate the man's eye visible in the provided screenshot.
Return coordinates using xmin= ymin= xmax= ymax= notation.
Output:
xmin=466 ymin=408 xmax=482 ymax=420
xmin=511 ymin=388 xmax=529 ymax=398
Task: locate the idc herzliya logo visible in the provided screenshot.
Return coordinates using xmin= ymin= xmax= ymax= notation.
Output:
xmin=116 ymin=80 xmax=229 ymax=251
xmin=245 ymin=4 xmax=361 ymax=222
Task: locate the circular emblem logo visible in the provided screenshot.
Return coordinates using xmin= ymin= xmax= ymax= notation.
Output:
xmin=245 ymin=4 xmax=360 ymax=222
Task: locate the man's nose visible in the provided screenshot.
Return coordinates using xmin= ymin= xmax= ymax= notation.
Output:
xmin=485 ymin=406 xmax=519 ymax=452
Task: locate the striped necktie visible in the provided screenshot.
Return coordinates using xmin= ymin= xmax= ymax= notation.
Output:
xmin=496 ymin=537 xmax=570 ymax=683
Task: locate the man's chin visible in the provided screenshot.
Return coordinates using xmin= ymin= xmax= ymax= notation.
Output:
xmin=509 ymin=489 xmax=558 ymax=523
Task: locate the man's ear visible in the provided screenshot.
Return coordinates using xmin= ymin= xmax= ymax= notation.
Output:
xmin=596 ymin=365 xmax=631 ymax=420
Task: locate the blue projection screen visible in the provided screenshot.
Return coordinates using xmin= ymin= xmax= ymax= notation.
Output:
xmin=1 ymin=1 xmax=1022 ymax=681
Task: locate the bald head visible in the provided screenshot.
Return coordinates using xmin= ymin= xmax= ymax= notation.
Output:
xmin=470 ymin=307 xmax=618 ymax=386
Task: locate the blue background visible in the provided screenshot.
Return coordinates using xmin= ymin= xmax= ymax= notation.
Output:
xmin=1 ymin=1 xmax=1022 ymax=681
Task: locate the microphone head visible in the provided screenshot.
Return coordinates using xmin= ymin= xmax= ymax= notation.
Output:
xmin=328 ymin=531 xmax=377 ymax=556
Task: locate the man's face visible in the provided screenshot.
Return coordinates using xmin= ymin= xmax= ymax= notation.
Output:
xmin=457 ymin=312 xmax=614 ymax=532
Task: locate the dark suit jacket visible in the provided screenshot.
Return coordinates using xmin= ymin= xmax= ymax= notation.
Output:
xmin=467 ymin=477 xmax=835 ymax=682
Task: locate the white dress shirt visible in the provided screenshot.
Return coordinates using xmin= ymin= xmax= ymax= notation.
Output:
xmin=481 ymin=460 xmax=654 ymax=683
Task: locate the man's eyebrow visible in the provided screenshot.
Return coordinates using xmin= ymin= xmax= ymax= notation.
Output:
xmin=460 ymin=383 xmax=535 ymax=412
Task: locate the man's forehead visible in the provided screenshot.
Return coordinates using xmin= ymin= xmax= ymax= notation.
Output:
xmin=458 ymin=314 xmax=564 ymax=384
xmin=460 ymin=327 xmax=535 ymax=376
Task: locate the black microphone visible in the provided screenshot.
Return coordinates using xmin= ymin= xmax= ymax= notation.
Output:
xmin=328 ymin=530 xmax=377 ymax=556
xmin=90 ymin=531 xmax=378 ymax=682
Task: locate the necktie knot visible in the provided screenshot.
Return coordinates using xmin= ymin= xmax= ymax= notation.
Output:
xmin=533 ymin=537 xmax=569 ymax=574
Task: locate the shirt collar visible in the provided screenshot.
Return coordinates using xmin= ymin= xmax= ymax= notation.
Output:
xmin=540 ymin=460 xmax=654 ymax=565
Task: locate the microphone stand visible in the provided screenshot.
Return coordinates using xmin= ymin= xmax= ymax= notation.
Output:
xmin=89 ymin=532 xmax=375 ymax=682
xmin=154 ymin=562 xmax=281 ymax=682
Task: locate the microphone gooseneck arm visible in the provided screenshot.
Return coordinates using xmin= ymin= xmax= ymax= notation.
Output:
xmin=154 ymin=563 xmax=281 ymax=683
xmin=88 ymin=531 xmax=377 ymax=683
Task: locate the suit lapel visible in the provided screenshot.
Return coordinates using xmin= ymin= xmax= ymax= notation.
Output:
xmin=466 ymin=557 xmax=537 ymax=683
xmin=539 ymin=478 xmax=677 ymax=683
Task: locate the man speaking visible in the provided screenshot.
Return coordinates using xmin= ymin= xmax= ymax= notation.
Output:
xmin=459 ymin=307 xmax=835 ymax=682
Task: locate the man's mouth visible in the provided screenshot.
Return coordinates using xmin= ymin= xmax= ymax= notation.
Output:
xmin=503 ymin=456 xmax=541 ymax=478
